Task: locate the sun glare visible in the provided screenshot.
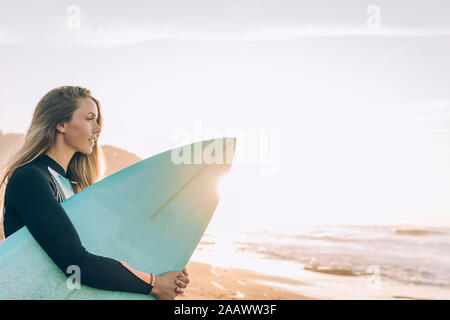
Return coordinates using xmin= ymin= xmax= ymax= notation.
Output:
xmin=216 ymin=174 xmax=229 ymax=198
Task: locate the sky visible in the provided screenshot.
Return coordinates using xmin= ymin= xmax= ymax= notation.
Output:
xmin=1 ymin=0 xmax=450 ymax=230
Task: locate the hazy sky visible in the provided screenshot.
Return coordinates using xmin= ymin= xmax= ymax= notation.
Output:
xmin=1 ymin=0 xmax=450 ymax=230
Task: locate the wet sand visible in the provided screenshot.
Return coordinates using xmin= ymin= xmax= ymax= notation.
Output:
xmin=176 ymin=260 xmax=315 ymax=300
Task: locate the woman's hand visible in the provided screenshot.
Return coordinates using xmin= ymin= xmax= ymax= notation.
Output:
xmin=150 ymin=268 xmax=190 ymax=300
xmin=175 ymin=268 xmax=190 ymax=295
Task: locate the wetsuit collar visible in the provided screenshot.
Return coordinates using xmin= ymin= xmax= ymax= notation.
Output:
xmin=39 ymin=154 xmax=68 ymax=178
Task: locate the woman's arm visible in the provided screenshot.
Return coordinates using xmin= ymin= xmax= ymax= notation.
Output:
xmin=7 ymin=166 xmax=153 ymax=295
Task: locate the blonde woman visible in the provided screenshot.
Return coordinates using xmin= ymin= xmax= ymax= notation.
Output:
xmin=0 ymin=86 xmax=189 ymax=299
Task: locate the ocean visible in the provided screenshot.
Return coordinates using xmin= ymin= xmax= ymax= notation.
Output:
xmin=191 ymin=225 xmax=450 ymax=299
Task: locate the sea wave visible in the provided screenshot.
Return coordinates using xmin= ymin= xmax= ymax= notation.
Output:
xmin=394 ymin=228 xmax=443 ymax=236
xmin=300 ymin=260 xmax=450 ymax=286
xmin=288 ymin=234 xmax=361 ymax=243
xmin=303 ymin=265 xmax=359 ymax=277
xmin=199 ymin=240 xmax=216 ymax=245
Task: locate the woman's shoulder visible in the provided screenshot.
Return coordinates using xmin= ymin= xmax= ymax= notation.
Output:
xmin=7 ymin=160 xmax=50 ymax=189
xmin=4 ymin=158 xmax=60 ymax=209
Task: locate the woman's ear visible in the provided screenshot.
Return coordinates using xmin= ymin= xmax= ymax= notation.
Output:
xmin=56 ymin=122 xmax=67 ymax=134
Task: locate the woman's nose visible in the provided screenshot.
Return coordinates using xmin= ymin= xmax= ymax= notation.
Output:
xmin=94 ymin=123 xmax=101 ymax=134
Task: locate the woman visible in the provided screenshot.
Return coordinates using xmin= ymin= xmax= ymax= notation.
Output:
xmin=0 ymin=86 xmax=189 ymax=299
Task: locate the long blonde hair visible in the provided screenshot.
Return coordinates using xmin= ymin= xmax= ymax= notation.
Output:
xmin=0 ymin=86 xmax=105 ymax=202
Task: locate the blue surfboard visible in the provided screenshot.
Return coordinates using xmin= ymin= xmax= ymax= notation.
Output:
xmin=0 ymin=137 xmax=236 ymax=299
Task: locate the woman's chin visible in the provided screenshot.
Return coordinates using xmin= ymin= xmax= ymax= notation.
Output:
xmin=79 ymin=146 xmax=94 ymax=155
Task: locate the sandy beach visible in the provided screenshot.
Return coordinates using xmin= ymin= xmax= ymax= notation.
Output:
xmin=176 ymin=260 xmax=314 ymax=300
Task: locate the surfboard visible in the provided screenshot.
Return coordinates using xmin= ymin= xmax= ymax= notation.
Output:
xmin=0 ymin=137 xmax=236 ymax=299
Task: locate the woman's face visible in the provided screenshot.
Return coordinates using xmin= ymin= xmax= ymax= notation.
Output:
xmin=60 ymin=97 xmax=101 ymax=155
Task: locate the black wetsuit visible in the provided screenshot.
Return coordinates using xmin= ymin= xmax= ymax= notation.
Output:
xmin=2 ymin=154 xmax=153 ymax=295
